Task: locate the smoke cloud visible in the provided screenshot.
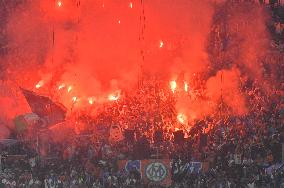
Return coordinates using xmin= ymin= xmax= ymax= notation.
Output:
xmin=0 ymin=0 xmax=281 ymax=137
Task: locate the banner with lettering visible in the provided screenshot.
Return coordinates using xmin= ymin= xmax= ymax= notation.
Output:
xmin=118 ymin=159 xmax=208 ymax=186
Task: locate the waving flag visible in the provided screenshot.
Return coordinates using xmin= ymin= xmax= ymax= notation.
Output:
xmin=20 ymin=88 xmax=67 ymax=127
xmin=14 ymin=113 xmax=40 ymax=132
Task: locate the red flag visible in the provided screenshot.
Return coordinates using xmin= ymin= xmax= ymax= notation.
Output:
xmin=20 ymin=88 xmax=67 ymax=127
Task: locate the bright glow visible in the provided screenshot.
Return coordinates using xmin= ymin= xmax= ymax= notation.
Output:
xmin=177 ymin=113 xmax=187 ymax=125
xmin=175 ymin=127 xmax=180 ymax=131
xmin=129 ymin=2 xmax=133 ymax=8
xmin=170 ymin=80 xmax=177 ymax=93
xmin=72 ymin=96 xmax=77 ymax=102
xmin=159 ymin=40 xmax=164 ymax=48
xmin=88 ymin=97 xmax=94 ymax=105
xmin=67 ymin=86 xmax=72 ymax=93
xmin=108 ymin=90 xmax=121 ymax=101
xmin=58 ymin=83 xmax=65 ymax=90
xmin=57 ymin=1 xmax=62 ymax=7
xmin=35 ymin=80 xmax=44 ymax=89
xmin=118 ymin=20 xmax=121 ymax=24
xmin=184 ymin=82 xmax=188 ymax=92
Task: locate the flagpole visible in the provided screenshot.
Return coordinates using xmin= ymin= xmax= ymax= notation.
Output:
xmin=36 ymin=133 xmax=39 ymax=154
xmin=71 ymin=101 xmax=75 ymax=114
xmin=0 ymin=154 xmax=2 ymax=173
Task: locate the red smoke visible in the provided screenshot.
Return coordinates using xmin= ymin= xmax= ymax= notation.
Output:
xmin=0 ymin=0 xmax=282 ymax=137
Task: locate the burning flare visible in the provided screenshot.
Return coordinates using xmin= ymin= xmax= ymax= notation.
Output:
xmin=177 ymin=113 xmax=187 ymax=125
xmin=108 ymin=90 xmax=121 ymax=101
xmin=57 ymin=1 xmax=62 ymax=7
xmin=159 ymin=40 xmax=164 ymax=48
xmin=88 ymin=97 xmax=94 ymax=105
xmin=184 ymin=82 xmax=189 ymax=92
xmin=170 ymin=80 xmax=177 ymax=93
xmin=129 ymin=2 xmax=133 ymax=8
xmin=58 ymin=83 xmax=65 ymax=90
xmin=35 ymin=80 xmax=44 ymax=89
xmin=72 ymin=96 xmax=77 ymax=103
xmin=67 ymin=86 xmax=72 ymax=93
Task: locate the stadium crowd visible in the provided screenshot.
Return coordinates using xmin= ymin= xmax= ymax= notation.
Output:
xmin=1 ymin=61 xmax=283 ymax=188
xmin=0 ymin=1 xmax=283 ymax=188
xmin=0 ymin=85 xmax=283 ymax=188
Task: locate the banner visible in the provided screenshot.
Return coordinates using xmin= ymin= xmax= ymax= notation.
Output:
xmin=187 ymin=162 xmax=202 ymax=174
xmin=20 ymin=88 xmax=67 ymax=127
xmin=141 ymin=159 xmax=171 ymax=186
xmin=119 ymin=159 xmax=171 ymax=186
xmin=118 ymin=160 xmax=208 ymax=185
xmin=266 ymin=163 xmax=284 ymax=174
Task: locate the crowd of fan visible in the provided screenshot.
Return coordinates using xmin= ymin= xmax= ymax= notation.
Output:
xmin=0 ymin=1 xmax=283 ymax=188
xmin=0 ymin=92 xmax=283 ymax=188
xmin=1 ymin=62 xmax=284 ymax=185
xmin=0 ymin=68 xmax=283 ymax=188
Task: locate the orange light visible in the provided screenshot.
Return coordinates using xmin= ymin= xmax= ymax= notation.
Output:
xmin=58 ymin=83 xmax=65 ymax=90
xmin=129 ymin=2 xmax=133 ymax=8
xmin=170 ymin=80 xmax=177 ymax=93
xmin=184 ymin=82 xmax=188 ymax=92
xmin=108 ymin=90 xmax=120 ymax=101
xmin=35 ymin=80 xmax=44 ymax=89
xmin=108 ymin=95 xmax=119 ymax=101
xmin=72 ymin=96 xmax=77 ymax=102
xmin=57 ymin=1 xmax=62 ymax=7
xmin=175 ymin=127 xmax=180 ymax=131
xmin=67 ymin=86 xmax=72 ymax=93
xmin=88 ymin=97 xmax=94 ymax=105
xmin=177 ymin=113 xmax=187 ymax=125
xmin=159 ymin=40 xmax=164 ymax=48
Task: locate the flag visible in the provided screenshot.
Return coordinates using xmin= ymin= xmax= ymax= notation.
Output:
xmin=20 ymin=88 xmax=67 ymax=127
xmin=141 ymin=159 xmax=171 ymax=186
xmin=13 ymin=113 xmax=40 ymax=132
xmin=14 ymin=115 xmax=29 ymax=132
